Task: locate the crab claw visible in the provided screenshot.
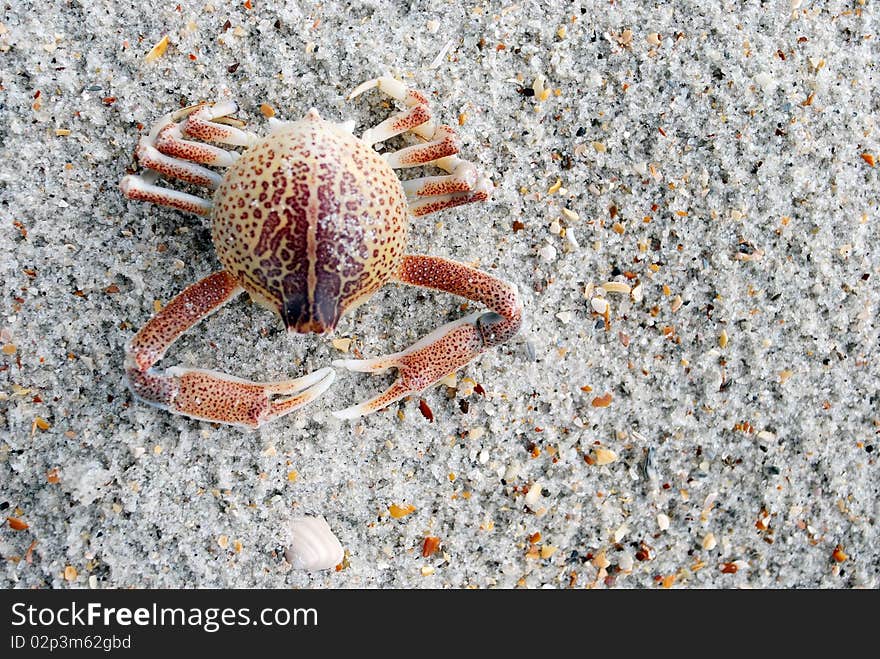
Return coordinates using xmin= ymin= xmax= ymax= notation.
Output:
xmin=333 ymin=254 xmax=523 ymax=420
xmin=332 ymin=312 xmax=490 ymax=420
xmin=129 ymin=366 xmax=336 ymax=429
xmin=124 ymin=271 xmax=337 ymax=429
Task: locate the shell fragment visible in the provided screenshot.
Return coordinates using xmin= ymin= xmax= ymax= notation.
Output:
xmin=284 ymin=516 xmax=344 ymax=571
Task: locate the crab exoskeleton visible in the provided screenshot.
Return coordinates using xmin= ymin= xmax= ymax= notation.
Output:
xmin=120 ymin=77 xmax=522 ymax=428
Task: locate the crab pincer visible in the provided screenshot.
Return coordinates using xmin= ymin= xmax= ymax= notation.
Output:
xmin=333 ymin=256 xmax=521 ymax=419
xmin=124 ymin=271 xmax=334 ymax=428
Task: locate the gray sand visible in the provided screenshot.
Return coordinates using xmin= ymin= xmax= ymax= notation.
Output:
xmin=1 ymin=0 xmax=877 ymax=588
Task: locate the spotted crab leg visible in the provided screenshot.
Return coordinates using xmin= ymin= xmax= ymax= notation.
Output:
xmin=120 ymin=102 xmax=259 ymax=217
xmin=126 ymin=271 xmax=334 ymax=429
xmin=332 ymin=255 xmax=521 ymax=419
xmin=348 ymin=76 xmax=437 ymax=142
xmin=403 ymin=155 xmax=493 ymax=217
xmin=348 ymin=76 xmax=493 ymax=217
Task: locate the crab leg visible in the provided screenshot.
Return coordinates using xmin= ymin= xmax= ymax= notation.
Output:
xmin=178 ymin=101 xmax=259 ymax=147
xmin=120 ymin=171 xmax=214 ymax=216
xmin=359 ymin=105 xmax=434 ymax=147
xmin=403 ymin=155 xmax=493 ymax=217
xmin=349 ymin=76 xmax=437 ymax=140
xmin=382 ymin=124 xmax=460 ymax=168
xmin=126 ymin=271 xmax=334 ymax=429
xmin=120 ymin=102 xmax=258 ymax=217
xmin=348 ymin=77 xmax=493 ymax=217
xmin=333 ymin=255 xmax=521 ymax=419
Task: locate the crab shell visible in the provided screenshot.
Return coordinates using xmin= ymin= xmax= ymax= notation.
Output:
xmin=211 ymin=109 xmax=408 ymax=334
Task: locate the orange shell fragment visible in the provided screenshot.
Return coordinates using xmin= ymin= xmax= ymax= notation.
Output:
xmin=389 ymin=504 xmax=416 ymax=519
xmin=145 ymin=35 xmax=169 ymax=63
xmin=591 ymin=392 xmax=613 ymax=407
xmin=422 ymin=536 xmax=441 ymax=557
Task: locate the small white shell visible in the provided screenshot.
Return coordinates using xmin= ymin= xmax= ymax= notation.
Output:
xmin=284 ymin=516 xmax=344 ymax=571
xmin=524 ymin=481 xmax=543 ymax=510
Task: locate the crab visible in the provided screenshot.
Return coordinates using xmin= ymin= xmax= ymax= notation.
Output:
xmin=120 ymin=76 xmax=522 ymax=428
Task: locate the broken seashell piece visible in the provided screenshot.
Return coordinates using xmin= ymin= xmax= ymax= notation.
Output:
xmin=284 ymin=516 xmax=344 ymax=571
